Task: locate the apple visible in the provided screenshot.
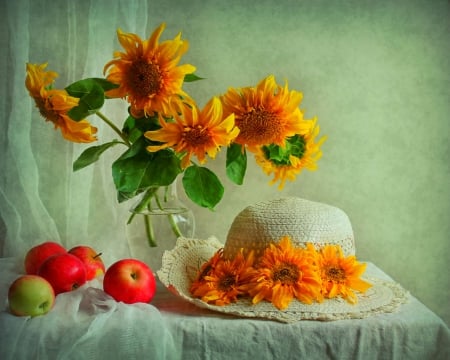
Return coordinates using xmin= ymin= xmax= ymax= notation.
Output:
xmin=8 ymin=275 xmax=55 ymax=317
xmin=68 ymin=245 xmax=106 ymax=281
xmin=103 ymin=259 xmax=156 ymax=304
xmin=38 ymin=253 xmax=87 ymax=295
xmin=24 ymin=241 xmax=66 ymax=275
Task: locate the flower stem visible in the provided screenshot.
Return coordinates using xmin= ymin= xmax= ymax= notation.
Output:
xmin=95 ymin=110 xmax=131 ymax=147
xmin=167 ymin=213 xmax=183 ymax=237
xmin=127 ymin=185 xmax=185 ymax=248
xmin=153 ymin=187 xmax=183 ymax=238
xmin=143 ymin=214 xmax=157 ymax=247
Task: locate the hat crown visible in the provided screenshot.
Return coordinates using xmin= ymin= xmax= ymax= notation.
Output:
xmin=224 ymin=197 xmax=355 ymax=259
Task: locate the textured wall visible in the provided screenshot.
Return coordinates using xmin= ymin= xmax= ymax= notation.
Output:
xmin=1 ymin=0 xmax=449 ymax=326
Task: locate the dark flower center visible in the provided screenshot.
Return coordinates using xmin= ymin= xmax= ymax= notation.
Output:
xmin=219 ymin=274 xmax=236 ymax=291
xmin=128 ymin=60 xmax=162 ymax=97
xmin=237 ymin=108 xmax=280 ymax=144
xmin=36 ymin=97 xmax=60 ymax=124
xmin=273 ymin=263 xmax=300 ymax=285
xmin=325 ymin=266 xmax=346 ymax=282
xmin=183 ymin=125 xmax=211 ymax=146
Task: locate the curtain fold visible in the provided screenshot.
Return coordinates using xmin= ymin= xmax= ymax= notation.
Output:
xmin=0 ymin=0 xmax=151 ymax=265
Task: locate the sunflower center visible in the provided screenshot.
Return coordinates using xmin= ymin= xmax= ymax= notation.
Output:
xmin=325 ymin=266 xmax=346 ymax=282
xmin=35 ymin=97 xmax=59 ymax=124
xmin=182 ymin=125 xmax=211 ymax=146
xmin=218 ymin=274 xmax=236 ymax=291
xmin=237 ymin=108 xmax=281 ymax=145
xmin=273 ymin=263 xmax=300 ymax=285
xmin=128 ymin=60 xmax=162 ymax=97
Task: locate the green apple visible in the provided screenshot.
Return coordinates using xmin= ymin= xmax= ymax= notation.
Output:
xmin=8 ymin=275 xmax=55 ymax=317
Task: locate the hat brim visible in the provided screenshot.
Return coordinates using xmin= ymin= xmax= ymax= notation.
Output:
xmin=157 ymin=237 xmax=409 ymax=323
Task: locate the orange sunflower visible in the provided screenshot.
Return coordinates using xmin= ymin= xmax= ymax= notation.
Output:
xmin=25 ymin=63 xmax=97 ymax=143
xmin=190 ymin=249 xmax=255 ymax=306
xmin=254 ymin=117 xmax=326 ymax=189
xmin=318 ymin=244 xmax=372 ymax=304
xmin=246 ymin=236 xmax=322 ymax=310
xmin=220 ymin=75 xmax=310 ymax=152
xmin=189 ymin=249 xmax=223 ymax=294
xmin=144 ymin=97 xmax=239 ymax=168
xmin=103 ymin=23 xmax=196 ymax=117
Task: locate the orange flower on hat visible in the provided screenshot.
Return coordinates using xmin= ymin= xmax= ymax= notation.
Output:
xmin=190 ymin=249 xmax=255 ymax=306
xmin=25 ymin=63 xmax=97 ymax=143
xmin=145 ymin=97 xmax=239 ymax=168
xmin=246 ymin=236 xmax=322 ymax=310
xmin=189 ymin=249 xmax=223 ymax=294
xmin=318 ymin=244 xmax=372 ymax=304
xmin=220 ymin=75 xmax=311 ymax=152
xmin=103 ymin=23 xmax=196 ymax=117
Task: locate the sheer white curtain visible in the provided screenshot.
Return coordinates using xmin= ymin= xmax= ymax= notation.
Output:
xmin=0 ymin=0 xmax=153 ymax=265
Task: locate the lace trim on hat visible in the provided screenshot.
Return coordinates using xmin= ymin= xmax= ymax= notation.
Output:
xmin=158 ymin=237 xmax=409 ymax=323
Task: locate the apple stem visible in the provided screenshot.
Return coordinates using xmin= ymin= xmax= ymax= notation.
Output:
xmin=94 ymin=253 xmax=103 ymax=259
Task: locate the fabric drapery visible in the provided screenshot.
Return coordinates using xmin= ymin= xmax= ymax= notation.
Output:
xmin=1 ymin=0 xmax=449 ymax=328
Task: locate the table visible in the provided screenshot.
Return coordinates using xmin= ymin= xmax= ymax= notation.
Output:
xmin=0 ymin=257 xmax=449 ymax=360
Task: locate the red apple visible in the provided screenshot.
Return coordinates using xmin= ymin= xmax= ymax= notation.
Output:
xmin=24 ymin=241 xmax=66 ymax=275
xmin=38 ymin=253 xmax=87 ymax=295
xmin=103 ymin=259 xmax=156 ymax=304
xmin=68 ymin=245 xmax=106 ymax=281
xmin=8 ymin=275 xmax=55 ymax=317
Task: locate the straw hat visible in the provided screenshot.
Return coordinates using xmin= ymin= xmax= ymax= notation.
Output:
xmin=158 ymin=197 xmax=408 ymax=323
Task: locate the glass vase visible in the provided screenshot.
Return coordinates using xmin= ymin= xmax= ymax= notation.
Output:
xmin=126 ymin=178 xmax=195 ymax=274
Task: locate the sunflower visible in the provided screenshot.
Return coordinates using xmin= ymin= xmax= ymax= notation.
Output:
xmin=190 ymin=249 xmax=255 ymax=306
xmin=144 ymin=97 xmax=239 ymax=168
xmin=103 ymin=23 xmax=196 ymax=117
xmin=318 ymin=244 xmax=372 ymax=304
xmin=220 ymin=75 xmax=310 ymax=152
xmin=189 ymin=249 xmax=223 ymax=295
xmin=246 ymin=236 xmax=322 ymax=310
xmin=254 ymin=117 xmax=326 ymax=189
xmin=25 ymin=63 xmax=97 ymax=143
xmin=25 ymin=62 xmax=58 ymax=98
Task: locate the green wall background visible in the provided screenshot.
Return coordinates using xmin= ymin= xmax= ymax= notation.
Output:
xmin=1 ymin=0 xmax=449 ymax=326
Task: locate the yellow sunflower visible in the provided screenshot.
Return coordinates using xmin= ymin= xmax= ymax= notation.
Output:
xmin=103 ymin=23 xmax=196 ymax=117
xmin=144 ymin=97 xmax=239 ymax=168
xmin=254 ymin=117 xmax=326 ymax=189
xmin=25 ymin=63 xmax=97 ymax=143
xmin=25 ymin=62 xmax=58 ymax=98
xmin=190 ymin=249 xmax=255 ymax=306
xmin=318 ymin=244 xmax=372 ymax=304
xmin=246 ymin=236 xmax=322 ymax=310
xmin=220 ymin=75 xmax=310 ymax=152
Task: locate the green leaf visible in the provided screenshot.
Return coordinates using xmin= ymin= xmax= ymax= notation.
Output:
xmin=182 ymin=165 xmax=224 ymax=210
xmin=122 ymin=116 xmax=143 ymax=143
xmin=73 ymin=140 xmax=121 ymax=171
xmin=226 ymin=143 xmax=247 ymax=185
xmin=184 ymin=73 xmax=204 ymax=82
xmin=91 ymin=78 xmax=119 ymax=91
xmin=112 ymin=138 xmax=182 ymax=202
xmin=65 ymin=79 xmax=105 ymax=121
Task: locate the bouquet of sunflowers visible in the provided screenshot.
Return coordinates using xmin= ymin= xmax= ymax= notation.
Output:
xmin=25 ymin=23 xmax=325 ymax=245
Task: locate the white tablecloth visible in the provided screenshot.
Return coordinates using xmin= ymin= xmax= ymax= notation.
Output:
xmin=0 ymin=257 xmax=449 ymax=360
